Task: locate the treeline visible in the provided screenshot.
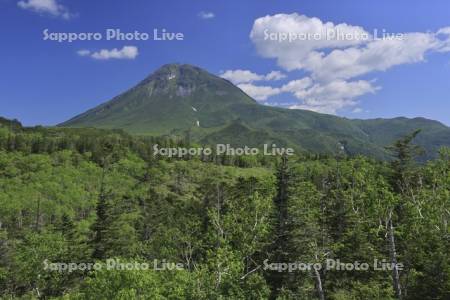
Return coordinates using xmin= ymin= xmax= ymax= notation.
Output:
xmin=0 ymin=120 xmax=283 ymax=168
xmin=0 ymin=122 xmax=448 ymax=299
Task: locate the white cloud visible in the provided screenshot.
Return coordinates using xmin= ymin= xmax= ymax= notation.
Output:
xmin=77 ymin=49 xmax=91 ymax=57
xmin=437 ymin=27 xmax=450 ymax=35
xmin=78 ymin=46 xmax=139 ymax=60
xmin=247 ymin=13 xmax=450 ymax=113
xmin=221 ymin=70 xmax=263 ymax=84
xmin=250 ymin=13 xmax=450 ymax=81
xmin=220 ymin=69 xmax=286 ymax=84
xmin=436 ymin=27 xmax=450 ymax=52
xmin=265 ymin=70 xmax=287 ymax=81
xmin=305 ymin=33 xmax=438 ymax=81
xmin=237 ymin=83 xmax=281 ymax=101
xmin=250 ymin=13 xmax=369 ymax=71
xmin=287 ymin=80 xmax=378 ymax=114
xmin=234 ymin=77 xmax=377 ymax=111
xmin=18 ymin=0 xmax=73 ymax=19
xmin=198 ymin=11 xmax=215 ymax=19
xmin=281 ymin=77 xmax=313 ymax=97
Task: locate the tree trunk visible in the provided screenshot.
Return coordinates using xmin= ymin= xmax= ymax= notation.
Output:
xmin=313 ymin=268 xmax=325 ymax=300
xmin=35 ymin=197 xmax=41 ymax=232
xmin=388 ymin=212 xmax=402 ymax=299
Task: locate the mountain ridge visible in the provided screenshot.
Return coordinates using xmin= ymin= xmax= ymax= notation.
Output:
xmin=59 ymin=63 xmax=450 ymax=160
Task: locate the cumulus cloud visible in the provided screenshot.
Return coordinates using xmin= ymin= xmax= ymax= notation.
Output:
xmin=250 ymin=13 xmax=369 ymax=71
xmin=221 ymin=70 xmax=263 ymax=84
xmin=287 ymin=80 xmax=379 ymax=114
xmin=250 ymin=13 xmax=450 ymax=80
xmin=246 ymin=13 xmax=450 ymax=113
xmin=281 ymin=77 xmax=313 ymax=97
xmin=234 ymin=76 xmax=378 ymax=112
xmin=18 ymin=0 xmax=73 ymax=19
xmin=220 ymin=69 xmax=286 ymax=84
xmin=237 ymin=83 xmax=281 ymax=101
xmin=77 ymin=46 xmax=139 ymax=60
xmin=198 ymin=11 xmax=215 ymax=19
xmin=304 ymin=33 xmax=438 ymax=81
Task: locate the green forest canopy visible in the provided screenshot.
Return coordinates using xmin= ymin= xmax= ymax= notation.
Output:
xmin=0 ymin=119 xmax=449 ymax=299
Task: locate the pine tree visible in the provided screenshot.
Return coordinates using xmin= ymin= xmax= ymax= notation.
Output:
xmin=90 ymin=172 xmax=112 ymax=260
xmin=387 ymin=129 xmax=422 ymax=193
xmin=267 ymin=155 xmax=291 ymax=299
xmin=90 ymin=146 xmax=113 ymax=260
xmin=385 ymin=130 xmax=423 ymax=300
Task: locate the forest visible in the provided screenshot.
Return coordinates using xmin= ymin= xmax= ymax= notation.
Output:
xmin=0 ymin=118 xmax=449 ymax=299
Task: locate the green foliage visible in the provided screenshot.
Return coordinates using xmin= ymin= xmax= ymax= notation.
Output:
xmin=0 ymin=124 xmax=448 ymax=299
xmin=59 ymin=64 xmax=450 ymax=160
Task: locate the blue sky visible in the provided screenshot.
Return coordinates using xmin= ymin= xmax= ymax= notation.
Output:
xmin=1 ymin=0 xmax=450 ymax=126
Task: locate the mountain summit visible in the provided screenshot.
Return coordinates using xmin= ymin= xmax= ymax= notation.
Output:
xmin=61 ymin=64 xmax=450 ymax=159
xmin=61 ymin=64 xmax=256 ymax=135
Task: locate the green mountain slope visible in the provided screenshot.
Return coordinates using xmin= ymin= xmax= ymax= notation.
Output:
xmin=60 ymin=64 xmax=450 ymax=159
xmin=60 ymin=64 xmax=257 ymax=135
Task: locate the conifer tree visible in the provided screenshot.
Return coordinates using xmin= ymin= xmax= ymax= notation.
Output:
xmin=267 ymin=155 xmax=291 ymax=299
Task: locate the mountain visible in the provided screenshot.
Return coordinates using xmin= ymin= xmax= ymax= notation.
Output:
xmin=60 ymin=64 xmax=450 ymax=160
xmin=60 ymin=64 xmax=256 ymax=135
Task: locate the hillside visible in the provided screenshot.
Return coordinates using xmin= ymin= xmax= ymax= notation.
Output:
xmin=60 ymin=64 xmax=450 ymax=160
xmin=0 ymin=118 xmax=449 ymax=299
